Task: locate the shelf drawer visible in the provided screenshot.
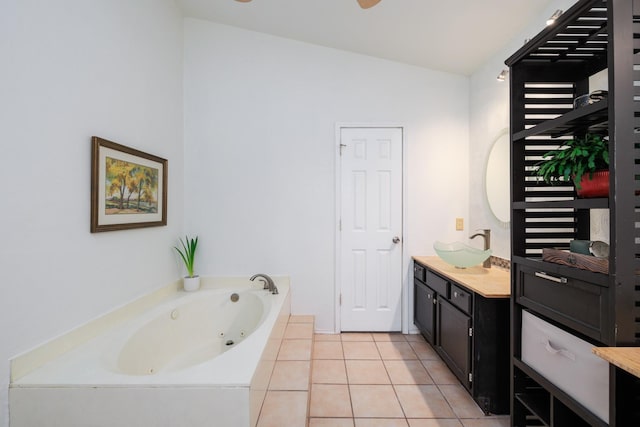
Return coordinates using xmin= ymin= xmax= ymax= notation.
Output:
xmin=426 ymin=270 xmax=448 ymax=297
xmin=450 ymin=283 xmax=471 ymax=314
xmin=521 ymin=311 xmax=609 ymax=424
xmin=413 ymin=262 xmax=426 ymax=282
xmin=515 ymin=264 xmax=608 ymax=341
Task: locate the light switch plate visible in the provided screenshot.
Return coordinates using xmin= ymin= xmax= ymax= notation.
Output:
xmin=455 ymin=218 xmax=464 ymax=231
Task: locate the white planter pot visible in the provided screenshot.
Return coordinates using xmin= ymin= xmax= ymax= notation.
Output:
xmin=183 ymin=275 xmax=200 ymax=292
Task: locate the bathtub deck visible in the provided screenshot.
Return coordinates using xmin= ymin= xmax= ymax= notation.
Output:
xmin=255 ymin=316 xmax=510 ymax=427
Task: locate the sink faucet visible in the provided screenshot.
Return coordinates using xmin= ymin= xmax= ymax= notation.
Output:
xmin=469 ymin=229 xmax=491 ymax=268
xmin=250 ymin=273 xmax=279 ymax=294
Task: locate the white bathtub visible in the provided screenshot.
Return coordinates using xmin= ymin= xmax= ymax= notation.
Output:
xmin=9 ymin=277 xmax=291 ymax=427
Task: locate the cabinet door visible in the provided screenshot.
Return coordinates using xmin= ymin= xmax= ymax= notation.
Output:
xmin=414 ymin=280 xmax=436 ymax=344
xmin=438 ymin=298 xmax=471 ymax=389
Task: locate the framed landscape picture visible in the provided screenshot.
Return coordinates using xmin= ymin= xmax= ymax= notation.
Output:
xmin=91 ymin=136 xmax=167 ymax=232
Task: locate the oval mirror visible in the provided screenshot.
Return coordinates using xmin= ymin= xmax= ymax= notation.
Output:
xmin=485 ymin=129 xmax=510 ymax=225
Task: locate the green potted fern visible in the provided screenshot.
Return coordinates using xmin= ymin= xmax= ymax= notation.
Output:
xmin=536 ymin=133 xmax=609 ymax=197
xmin=175 ymin=235 xmax=199 ymax=291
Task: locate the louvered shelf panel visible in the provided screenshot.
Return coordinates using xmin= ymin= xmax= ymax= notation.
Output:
xmin=513 ymin=101 xmax=608 ymax=141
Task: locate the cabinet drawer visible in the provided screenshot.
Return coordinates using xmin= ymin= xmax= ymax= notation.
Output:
xmin=521 ymin=311 xmax=609 ymax=423
xmin=450 ymin=284 xmax=472 ymax=314
xmin=413 ymin=262 xmax=426 ymax=282
xmin=426 ymin=270 xmax=448 ymax=297
xmin=515 ymin=264 xmax=607 ymax=341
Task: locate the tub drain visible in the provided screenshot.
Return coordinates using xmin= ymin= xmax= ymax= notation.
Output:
xmin=226 ymin=340 xmax=235 ymax=346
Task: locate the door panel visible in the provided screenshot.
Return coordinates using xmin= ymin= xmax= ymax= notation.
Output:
xmin=340 ymin=127 xmax=402 ymax=331
xmin=438 ymin=298 xmax=471 ymax=389
xmin=414 ymin=280 xmax=436 ymax=344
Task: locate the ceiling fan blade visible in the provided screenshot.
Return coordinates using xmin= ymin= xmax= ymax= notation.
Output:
xmin=357 ymin=0 xmax=382 ymax=9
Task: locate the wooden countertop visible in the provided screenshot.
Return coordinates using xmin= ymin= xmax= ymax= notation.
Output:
xmin=593 ymin=347 xmax=640 ymax=378
xmin=413 ymin=256 xmax=510 ymax=298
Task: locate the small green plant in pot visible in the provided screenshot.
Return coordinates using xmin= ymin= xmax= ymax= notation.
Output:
xmin=536 ymin=133 xmax=609 ymax=197
xmin=175 ymin=235 xmax=199 ymax=291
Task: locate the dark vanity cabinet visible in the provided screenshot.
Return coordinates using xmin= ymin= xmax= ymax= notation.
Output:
xmin=413 ymin=259 xmax=509 ymax=415
xmin=505 ymin=0 xmax=640 ymax=425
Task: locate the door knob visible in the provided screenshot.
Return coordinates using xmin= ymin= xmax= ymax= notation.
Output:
xmin=392 ymin=236 xmax=401 ymax=244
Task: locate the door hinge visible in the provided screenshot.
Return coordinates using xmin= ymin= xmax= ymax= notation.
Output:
xmin=339 ymin=293 xmax=342 ymax=306
xmin=469 ymin=327 xmax=473 ymax=337
xmin=339 ymin=219 xmax=342 ymax=231
xmin=339 ymin=143 xmax=347 ymax=155
xmin=469 ymin=372 xmax=473 ymax=383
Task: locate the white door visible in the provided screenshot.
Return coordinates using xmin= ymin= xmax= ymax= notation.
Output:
xmin=339 ymin=127 xmax=403 ymax=331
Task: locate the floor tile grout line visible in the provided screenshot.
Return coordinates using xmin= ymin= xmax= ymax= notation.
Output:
xmin=305 ymin=323 xmax=314 ymax=427
xmin=386 ymin=362 xmax=410 ymax=421
xmin=432 ymin=382 xmax=459 ymax=419
xmin=260 ymin=316 xmax=318 ymax=427
xmin=388 ymin=340 xmax=436 ymax=422
xmin=256 ymin=330 xmax=284 ymax=426
xmin=340 ymin=338 xmax=354 ymax=421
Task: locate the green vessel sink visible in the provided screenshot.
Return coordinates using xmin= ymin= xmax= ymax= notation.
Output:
xmin=434 ymin=241 xmax=492 ymax=268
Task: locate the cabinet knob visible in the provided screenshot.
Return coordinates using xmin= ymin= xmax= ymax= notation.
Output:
xmin=454 ymin=291 xmax=458 ymax=298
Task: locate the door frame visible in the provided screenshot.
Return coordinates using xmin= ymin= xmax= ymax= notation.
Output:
xmin=334 ymin=123 xmax=409 ymax=334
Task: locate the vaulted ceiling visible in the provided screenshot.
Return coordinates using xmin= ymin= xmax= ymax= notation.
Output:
xmin=177 ymin=0 xmax=555 ymax=75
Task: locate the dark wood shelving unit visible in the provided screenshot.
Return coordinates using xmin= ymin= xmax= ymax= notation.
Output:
xmin=506 ymin=0 xmax=640 ymax=425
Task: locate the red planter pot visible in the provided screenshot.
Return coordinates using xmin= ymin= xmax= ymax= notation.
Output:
xmin=576 ymin=170 xmax=609 ymax=198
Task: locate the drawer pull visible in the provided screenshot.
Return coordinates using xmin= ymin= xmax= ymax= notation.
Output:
xmin=535 ymin=271 xmax=567 ymax=284
xmin=544 ymin=339 xmax=576 ymax=361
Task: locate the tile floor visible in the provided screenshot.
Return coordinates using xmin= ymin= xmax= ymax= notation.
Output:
xmin=257 ymin=315 xmax=509 ymax=427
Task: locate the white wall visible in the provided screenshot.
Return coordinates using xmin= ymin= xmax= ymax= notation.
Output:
xmin=0 ymin=1 xmax=184 ymax=425
xmin=469 ymin=0 xmax=580 ymax=259
xmin=184 ymin=19 xmax=470 ymax=333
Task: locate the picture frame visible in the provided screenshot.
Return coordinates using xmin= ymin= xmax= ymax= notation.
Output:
xmin=91 ymin=136 xmax=167 ymax=233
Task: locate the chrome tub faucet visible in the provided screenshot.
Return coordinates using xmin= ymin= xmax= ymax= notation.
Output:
xmin=250 ymin=273 xmax=279 ymax=294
